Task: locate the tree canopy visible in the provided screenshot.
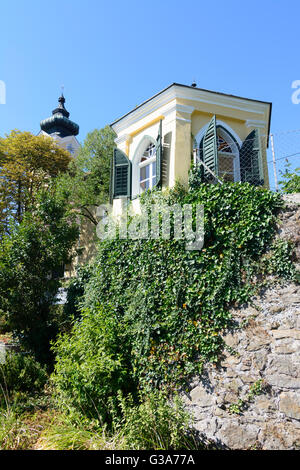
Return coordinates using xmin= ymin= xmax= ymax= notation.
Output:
xmin=0 ymin=130 xmax=71 ymax=235
xmin=0 ymin=188 xmax=79 ymax=365
xmin=57 ymin=125 xmax=115 ymax=225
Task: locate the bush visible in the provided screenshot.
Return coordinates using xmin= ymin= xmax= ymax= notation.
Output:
xmin=0 ymin=352 xmax=48 ymax=396
xmin=279 ymin=164 xmax=300 ymax=193
xmin=117 ymin=390 xmax=202 ymax=450
xmin=63 ymin=265 xmax=92 ymax=321
xmin=0 ymin=190 xmax=79 ymax=366
xmin=51 ymin=304 xmax=135 ymax=421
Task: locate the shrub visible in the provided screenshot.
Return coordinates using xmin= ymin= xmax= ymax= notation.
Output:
xmin=0 ymin=190 xmax=79 ymax=366
xmin=51 ymin=304 xmax=135 ymax=421
xmin=279 ymin=163 xmax=300 ymax=193
xmin=117 ymin=390 xmax=202 ymax=450
xmin=63 ymin=265 xmax=92 ymax=321
xmin=0 ymin=352 xmax=48 ymax=396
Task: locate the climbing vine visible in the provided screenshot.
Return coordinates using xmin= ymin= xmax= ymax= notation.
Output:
xmin=52 ymin=182 xmax=296 ymax=419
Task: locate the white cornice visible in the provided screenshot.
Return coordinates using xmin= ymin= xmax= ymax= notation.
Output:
xmin=245 ymin=119 xmax=267 ymax=129
xmin=176 ymin=117 xmax=191 ymax=123
xmin=162 ymin=103 xmax=195 ymax=118
xmin=114 ymin=134 xmax=130 ymax=145
xmin=112 ymin=84 xmax=270 ymax=136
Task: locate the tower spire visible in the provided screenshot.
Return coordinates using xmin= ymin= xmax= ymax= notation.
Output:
xmin=40 ymin=92 xmax=79 ymax=137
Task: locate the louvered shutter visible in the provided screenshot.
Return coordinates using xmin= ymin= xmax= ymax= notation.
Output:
xmin=240 ymin=129 xmax=264 ymax=186
xmin=112 ymin=148 xmax=132 ymax=198
xmin=155 ymin=120 xmax=162 ymax=188
xmin=203 ymin=115 xmax=218 ymax=179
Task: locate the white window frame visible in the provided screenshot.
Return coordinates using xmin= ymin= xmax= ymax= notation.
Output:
xmin=217 ymin=128 xmax=240 ymax=182
xmin=139 ymin=153 xmax=157 ymax=193
xmin=131 ymin=135 xmax=158 ymax=197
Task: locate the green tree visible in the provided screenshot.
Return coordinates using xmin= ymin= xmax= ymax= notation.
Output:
xmin=0 ymin=130 xmax=71 ymax=235
xmin=279 ymin=162 xmax=300 ymax=193
xmin=0 ymin=188 xmax=79 ymax=365
xmin=57 ymin=125 xmax=115 ymax=225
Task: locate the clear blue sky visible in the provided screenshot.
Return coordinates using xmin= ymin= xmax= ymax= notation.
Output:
xmin=0 ymin=0 xmax=300 ymax=189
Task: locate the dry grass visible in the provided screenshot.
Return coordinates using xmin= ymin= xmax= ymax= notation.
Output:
xmin=0 ymin=407 xmax=125 ymax=450
xmin=0 ymin=409 xmax=54 ymax=450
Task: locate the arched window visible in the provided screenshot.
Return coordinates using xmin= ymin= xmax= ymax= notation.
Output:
xmin=216 ymin=128 xmax=240 ymax=182
xmin=132 ymin=135 xmax=158 ymax=197
xmin=197 ymin=121 xmax=241 ymax=182
xmin=139 ymin=142 xmax=157 ymax=192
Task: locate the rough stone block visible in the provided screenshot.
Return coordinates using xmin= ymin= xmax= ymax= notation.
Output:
xmin=279 ymin=392 xmax=300 ymax=420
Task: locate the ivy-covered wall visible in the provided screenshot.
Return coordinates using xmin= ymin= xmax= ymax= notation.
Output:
xmin=183 ymin=194 xmax=300 ymax=450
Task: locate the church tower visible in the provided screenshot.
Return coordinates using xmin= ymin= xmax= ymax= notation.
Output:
xmin=39 ymin=94 xmax=80 ymax=156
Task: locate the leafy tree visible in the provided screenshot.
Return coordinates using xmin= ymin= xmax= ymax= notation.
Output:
xmin=57 ymin=125 xmax=115 ymax=225
xmin=0 ymin=188 xmax=79 ymax=365
xmin=279 ymin=162 xmax=300 ymax=193
xmin=0 ymin=130 xmax=71 ymax=235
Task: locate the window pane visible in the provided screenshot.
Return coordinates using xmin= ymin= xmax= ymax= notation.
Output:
xmin=219 ymin=155 xmax=234 ymax=174
xmin=152 ymin=161 xmax=156 ymax=177
xmin=140 ymin=166 xmax=146 ymax=181
xmin=140 ymin=179 xmax=150 ymax=192
xmin=142 ymin=143 xmax=156 ymax=161
xmin=217 ymin=136 xmax=232 ymax=153
xmin=219 ymin=155 xmax=234 ymax=182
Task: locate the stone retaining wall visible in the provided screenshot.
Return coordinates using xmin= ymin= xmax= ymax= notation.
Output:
xmin=183 ymin=194 xmax=300 ymax=450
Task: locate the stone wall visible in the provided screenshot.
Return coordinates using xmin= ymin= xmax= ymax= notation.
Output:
xmin=183 ymin=194 xmax=300 ymax=450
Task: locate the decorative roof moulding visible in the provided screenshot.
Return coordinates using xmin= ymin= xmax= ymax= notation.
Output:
xmin=111 ymin=83 xmax=272 ymax=137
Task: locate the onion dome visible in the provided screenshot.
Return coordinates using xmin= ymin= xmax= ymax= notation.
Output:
xmin=40 ymin=94 xmax=79 ymax=137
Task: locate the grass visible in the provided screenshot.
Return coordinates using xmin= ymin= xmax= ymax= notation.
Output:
xmin=0 ymin=409 xmax=53 ymax=450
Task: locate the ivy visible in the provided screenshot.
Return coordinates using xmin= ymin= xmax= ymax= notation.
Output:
xmin=53 ymin=182 xmax=296 ymax=419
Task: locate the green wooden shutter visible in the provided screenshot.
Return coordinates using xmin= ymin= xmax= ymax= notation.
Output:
xmin=109 ymin=152 xmax=114 ymax=204
xmin=202 ymin=115 xmax=218 ymax=179
xmin=155 ymin=120 xmax=162 ymax=188
xmin=240 ymin=129 xmax=264 ymax=186
xmin=112 ymin=148 xmax=132 ymax=198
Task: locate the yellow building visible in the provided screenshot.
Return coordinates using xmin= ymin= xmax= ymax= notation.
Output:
xmin=110 ymin=82 xmax=271 ymax=214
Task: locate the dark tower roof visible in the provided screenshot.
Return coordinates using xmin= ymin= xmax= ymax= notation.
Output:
xmin=40 ymin=94 xmax=79 ymax=137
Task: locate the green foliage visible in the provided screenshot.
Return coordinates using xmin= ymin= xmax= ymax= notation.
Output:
xmin=228 ymin=379 xmax=264 ymax=415
xmin=0 ymin=189 xmax=79 ymax=365
xmin=51 ymin=303 xmax=135 ymax=421
xmin=0 ymin=409 xmax=35 ymax=450
xmin=261 ymin=238 xmax=296 ymax=280
xmin=83 ymin=183 xmax=283 ymax=389
xmin=116 ymin=390 xmax=202 ymax=450
xmin=279 ymin=163 xmax=300 ymax=193
xmin=37 ymin=418 xmax=121 ymax=450
xmin=36 ymin=391 xmax=202 ymax=450
xmin=52 ymin=182 xmax=288 ymax=421
xmin=57 ymin=125 xmax=115 ymax=225
xmin=188 ymin=164 xmax=203 ymax=191
xmin=63 ymin=265 xmax=92 ymax=320
xmin=0 ymin=130 xmax=71 ymax=236
xmin=0 ymin=352 xmax=48 ymax=396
